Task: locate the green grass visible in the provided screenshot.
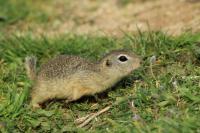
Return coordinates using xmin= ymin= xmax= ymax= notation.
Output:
xmin=0 ymin=31 xmax=200 ymax=132
xmin=0 ymin=0 xmax=200 ymax=132
xmin=0 ymin=0 xmax=57 ymax=34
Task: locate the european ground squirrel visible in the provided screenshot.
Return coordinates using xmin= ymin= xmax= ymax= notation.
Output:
xmin=25 ymin=50 xmax=141 ymax=108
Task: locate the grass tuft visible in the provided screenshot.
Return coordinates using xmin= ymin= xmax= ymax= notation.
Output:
xmin=0 ymin=32 xmax=200 ymax=132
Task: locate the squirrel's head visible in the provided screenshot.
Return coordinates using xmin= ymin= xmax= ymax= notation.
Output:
xmin=99 ymin=50 xmax=141 ymax=78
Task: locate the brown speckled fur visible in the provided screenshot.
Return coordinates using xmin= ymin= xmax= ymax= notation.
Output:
xmin=25 ymin=50 xmax=140 ymax=108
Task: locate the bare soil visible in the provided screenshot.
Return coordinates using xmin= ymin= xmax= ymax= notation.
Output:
xmin=6 ymin=0 xmax=200 ymax=36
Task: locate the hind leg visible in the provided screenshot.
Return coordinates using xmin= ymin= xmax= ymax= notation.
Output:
xmin=30 ymin=91 xmax=50 ymax=109
xmin=30 ymin=96 xmax=44 ymax=109
xmin=30 ymin=82 xmax=54 ymax=108
xmin=31 ymin=103 xmax=41 ymax=109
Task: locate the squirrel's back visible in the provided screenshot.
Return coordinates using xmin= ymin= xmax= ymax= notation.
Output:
xmin=38 ymin=55 xmax=97 ymax=80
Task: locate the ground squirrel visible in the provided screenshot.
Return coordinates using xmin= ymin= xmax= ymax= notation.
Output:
xmin=25 ymin=50 xmax=141 ymax=108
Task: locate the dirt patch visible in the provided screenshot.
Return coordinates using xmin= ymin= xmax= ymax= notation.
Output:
xmin=4 ymin=0 xmax=200 ymax=36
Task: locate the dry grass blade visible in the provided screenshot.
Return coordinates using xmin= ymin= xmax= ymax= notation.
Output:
xmin=76 ymin=106 xmax=111 ymax=128
xmin=75 ymin=114 xmax=93 ymax=124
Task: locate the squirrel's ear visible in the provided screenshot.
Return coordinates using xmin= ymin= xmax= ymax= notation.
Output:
xmin=104 ymin=59 xmax=112 ymax=67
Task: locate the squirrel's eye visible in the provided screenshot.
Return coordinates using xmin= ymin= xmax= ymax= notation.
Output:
xmin=118 ymin=55 xmax=128 ymax=62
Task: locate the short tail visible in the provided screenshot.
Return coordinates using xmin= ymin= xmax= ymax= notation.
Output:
xmin=25 ymin=56 xmax=37 ymax=81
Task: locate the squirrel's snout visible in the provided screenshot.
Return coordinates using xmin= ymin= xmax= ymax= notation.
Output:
xmin=133 ymin=58 xmax=141 ymax=69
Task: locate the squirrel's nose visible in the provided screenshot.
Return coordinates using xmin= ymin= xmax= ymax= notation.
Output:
xmin=140 ymin=60 xmax=143 ymax=65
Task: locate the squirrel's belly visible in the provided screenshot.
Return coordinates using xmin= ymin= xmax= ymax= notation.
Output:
xmin=32 ymin=79 xmax=73 ymax=100
xmin=48 ymin=78 xmax=91 ymax=100
xmin=32 ymin=75 xmax=104 ymax=104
